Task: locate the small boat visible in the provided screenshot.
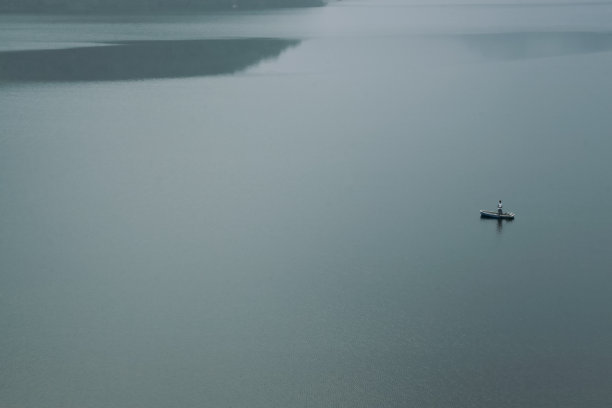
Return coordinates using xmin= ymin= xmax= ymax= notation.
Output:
xmin=480 ymin=210 xmax=515 ymax=220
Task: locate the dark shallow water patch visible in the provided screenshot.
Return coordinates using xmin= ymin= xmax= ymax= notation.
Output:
xmin=0 ymin=38 xmax=300 ymax=82
xmin=459 ymin=31 xmax=612 ymax=61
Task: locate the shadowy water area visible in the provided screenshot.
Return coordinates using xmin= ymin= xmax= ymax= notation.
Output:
xmin=0 ymin=38 xmax=299 ymax=81
xmin=459 ymin=31 xmax=612 ymax=60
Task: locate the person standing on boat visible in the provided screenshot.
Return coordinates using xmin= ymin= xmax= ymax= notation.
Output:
xmin=498 ymin=200 xmax=503 ymax=215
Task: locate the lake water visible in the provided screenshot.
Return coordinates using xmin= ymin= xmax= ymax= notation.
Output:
xmin=2 ymin=1 xmax=612 ymax=407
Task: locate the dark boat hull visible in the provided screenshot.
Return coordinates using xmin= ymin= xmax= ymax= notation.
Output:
xmin=480 ymin=210 xmax=515 ymax=220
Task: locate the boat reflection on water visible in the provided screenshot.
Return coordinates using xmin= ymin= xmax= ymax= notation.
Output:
xmin=479 ymin=216 xmax=514 ymax=234
xmin=479 ymin=209 xmax=515 ymax=234
xmin=496 ymin=218 xmax=504 ymax=233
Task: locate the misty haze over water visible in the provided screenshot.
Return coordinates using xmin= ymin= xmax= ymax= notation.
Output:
xmin=2 ymin=1 xmax=612 ymax=407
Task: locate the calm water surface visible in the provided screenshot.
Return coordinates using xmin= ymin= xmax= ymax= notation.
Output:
xmin=2 ymin=1 xmax=612 ymax=407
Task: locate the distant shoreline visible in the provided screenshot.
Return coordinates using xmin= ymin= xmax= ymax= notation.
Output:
xmin=0 ymin=0 xmax=326 ymax=13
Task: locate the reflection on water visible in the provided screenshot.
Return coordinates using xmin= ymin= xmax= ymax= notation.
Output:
xmin=3 ymin=32 xmax=610 ymax=83
xmin=0 ymin=38 xmax=299 ymax=82
xmin=495 ymin=218 xmax=513 ymax=233
xmin=480 ymin=217 xmax=514 ymax=234
xmin=460 ymin=31 xmax=612 ymax=61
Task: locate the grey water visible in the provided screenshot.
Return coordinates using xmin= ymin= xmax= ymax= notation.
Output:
xmin=2 ymin=1 xmax=612 ymax=407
